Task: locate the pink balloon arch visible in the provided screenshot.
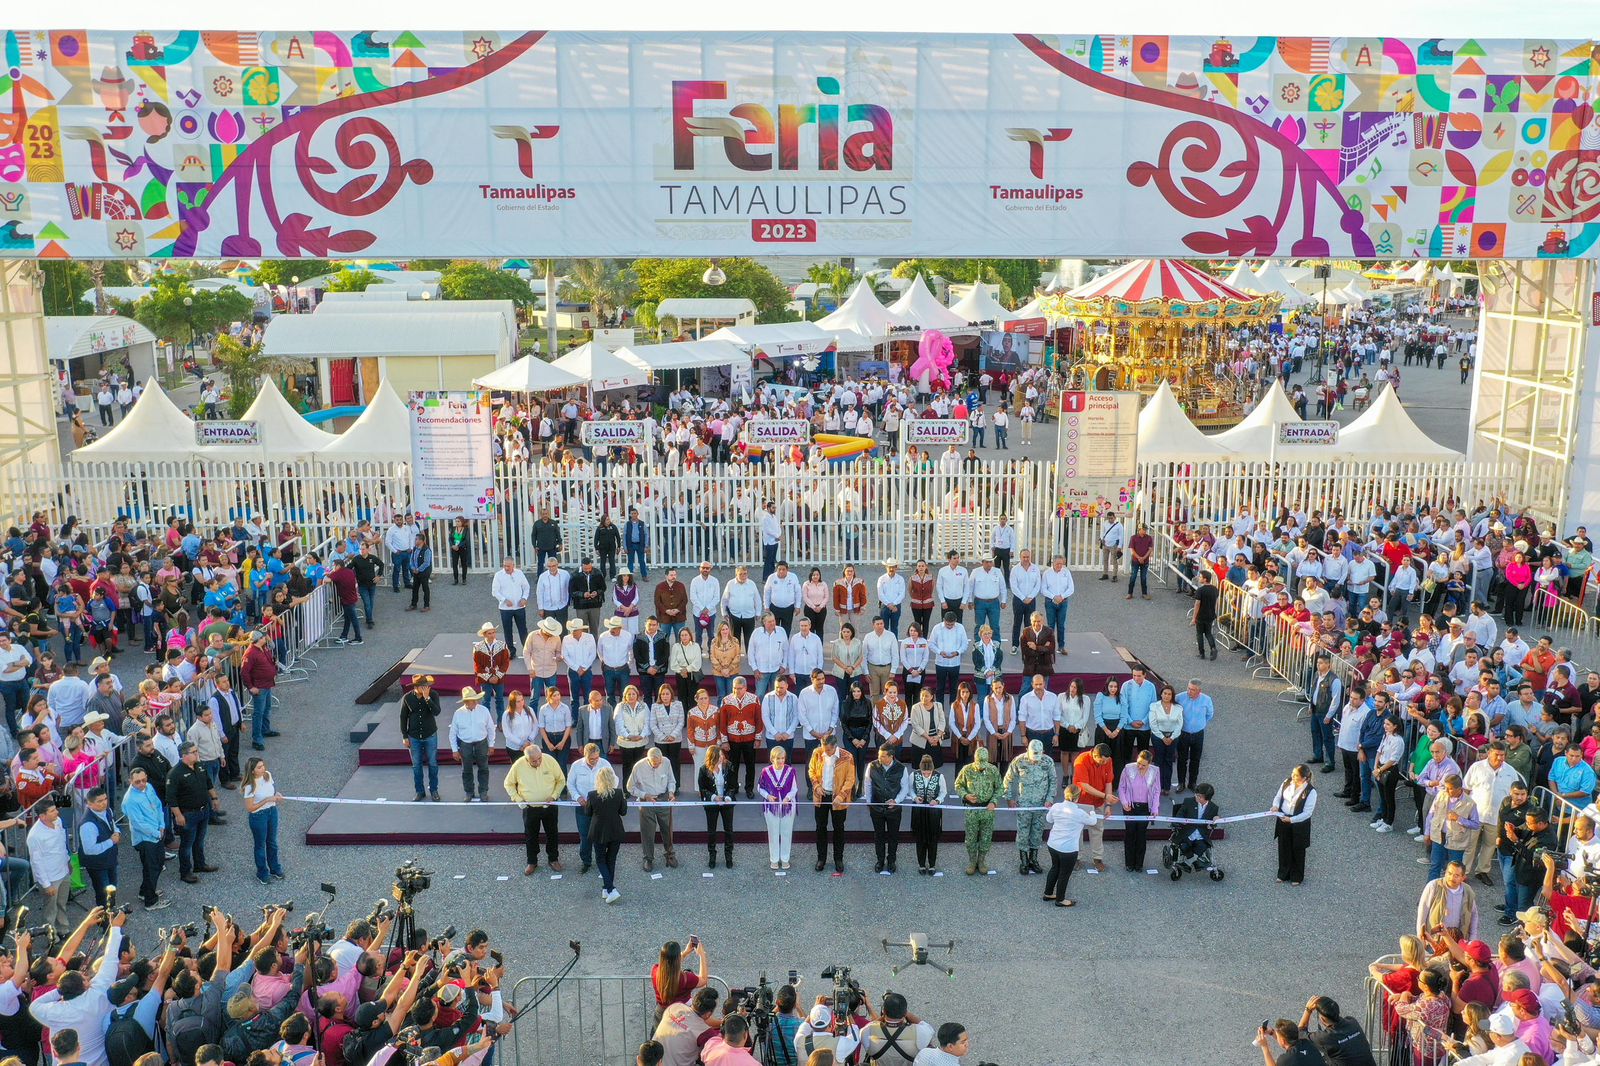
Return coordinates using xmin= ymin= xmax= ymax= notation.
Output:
xmin=908 ymin=329 xmax=956 ymax=393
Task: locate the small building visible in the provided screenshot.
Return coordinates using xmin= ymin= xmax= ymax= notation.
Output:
xmin=44 ymin=315 xmax=159 ymax=407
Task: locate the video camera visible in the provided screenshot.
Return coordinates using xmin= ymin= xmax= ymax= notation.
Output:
xmin=260 ymin=900 xmax=295 ymax=915
xmin=160 ymin=923 xmax=201 ymax=944
xmin=820 ymin=965 xmax=862 ymax=1032
xmin=395 ymin=860 xmax=432 ymax=900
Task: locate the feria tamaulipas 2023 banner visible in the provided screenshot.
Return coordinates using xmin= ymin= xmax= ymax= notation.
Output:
xmin=0 ymin=30 xmax=1596 ymax=260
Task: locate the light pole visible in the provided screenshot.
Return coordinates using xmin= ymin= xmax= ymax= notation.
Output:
xmin=182 ymin=295 xmax=195 ymax=360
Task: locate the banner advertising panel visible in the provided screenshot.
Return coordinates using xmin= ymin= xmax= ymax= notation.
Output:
xmin=745 ymin=419 xmax=812 ymax=448
xmin=1 ymin=31 xmax=1592 ymax=262
xmin=194 ymin=421 xmax=259 ymax=446
xmin=409 ymin=391 xmax=495 ymax=520
xmin=903 ymin=418 xmax=970 ymax=448
xmin=580 ymin=420 xmax=651 ymax=447
xmin=1056 ymin=391 xmax=1139 ymax=518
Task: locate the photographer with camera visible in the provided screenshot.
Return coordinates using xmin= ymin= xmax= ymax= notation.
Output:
xmin=795 ymin=1003 xmax=861 ymax=1064
xmin=0 ymin=929 xmax=42 ymax=1066
xmin=340 ymin=952 xmax=431 ymax=1066
xmin=858 ymin=992 xmax=935 ymax=1065
xmin=1251 ymin=1019 xmax=1326 ymax=1066
xmin=28 ymin=907 xmax=127 ymax=1066
xmin=220 ymin=938 xmax=309 ymax=1062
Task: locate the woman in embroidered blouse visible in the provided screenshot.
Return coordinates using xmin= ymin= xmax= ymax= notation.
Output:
xmin=799 ymin=567 xmax=829 ymax=637
xmin=759 ymin=745 xmax=797 ymax=870
xmin=1391 ymin=968 xmax=1450 ymax=1063
xmin=650 ymin=684 xmax=686 ymax=769
xmin=832 ymin=565 xmax=868 ymax=633
xmin=613 ymin=570 xmax=641 ymax=635
xmin=949 ymin=682 xmax=984 ymax=767
xmin=832 ymin=623 xmax=864 ymax=690
xmin=874 ymin=681 xmax=911 ymax=761
xmin=500 ymin=691 xmax=538 ymax=760
xmin=685 ymin=688 xmax=722 ymax=771
xmin=908 ymin=753 xmax=948 ymax=875
xmin=698 ymin=745 xmax=736 ymax=869
xmin=983 ymin=678 xmax=1016 ymax=764
xmin=1057 ymin=678 xmax=1094 ymax=778
xmin=1118 ymin=748 xmax=1162 ymax=872
xmin=669 ymin=628 xmax=703 ymax=698
xmin=708 ymin=623 xmax=743 ymax=701
xmin=908 ymin=685 xmax=949 ymax=768
xmin=908 ymin=561 xmax=936 ymax=636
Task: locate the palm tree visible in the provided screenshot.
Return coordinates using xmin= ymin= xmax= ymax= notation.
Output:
xmin=567 ymin=259 xmax=639 ymax=328
xmin=211 ymin=334 xmax=312 ymax=417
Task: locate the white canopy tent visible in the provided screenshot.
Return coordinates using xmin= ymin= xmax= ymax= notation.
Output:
xmin=1212 ymin=381 xmax=1305 ymax=455
xmin=1223 ymin=261 xmax=1262 ymax=293
xmin=1250 ymin=262 xmax=1315 ymax=307
xmin=1398 ymin=262 xmax=1429 ymax=282
xmin=705 ymin=321 xmax=838 ymax=359
xmin=219 ymin=377 xmax=338 ymax=459
xmin=319 ymin=379 xmax=415 ymax=464
xmin=72 ymin=379 xmax=204 ymax=461
xmin=947 ymin=284 xmax=1016 ymax=329
xmin=45 ymin=315 xmax=160 ymax=389
xmin=1336 ymin=385 xmax=1465 ymax=462
xmin=656 ymin=298 xmax=756 ymax=334
xmin=1137 ymin=381 xmax=1235 ymax=461
xmin=1011 ymin=294 xmax=1068 ymax=324
xmin=887 ymin=274 xmax=972 ymax=336
xmin=552 ymin=343 xmax=652 ymax=391
xmin=817 ymin=279 xmax=894 ymax=351
xmin=317 ymin=297 xmax=519 ymax=344
xmin=473 ymin=353 xmax=585 ymax=393
xmin=617 ymin=339 xmax=751 ymax=373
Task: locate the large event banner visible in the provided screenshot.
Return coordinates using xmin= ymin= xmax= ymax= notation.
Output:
xmin=1 ymin=31 xmax=1597 ymax=261
xmin=408 ymin=391 xmax=495 ymax=521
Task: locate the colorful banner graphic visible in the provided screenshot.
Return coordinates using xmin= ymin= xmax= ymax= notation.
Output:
xmin=0 ymin=31 xmax=1596 ymax=260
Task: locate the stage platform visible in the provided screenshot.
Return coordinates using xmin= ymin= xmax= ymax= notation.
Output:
xmin=402 ymin=630 xmax=1137 ymax=695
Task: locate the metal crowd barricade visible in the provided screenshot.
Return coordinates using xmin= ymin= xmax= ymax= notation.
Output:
xmin=508 ymin=973 xmax=730 ymax=1066
xmin=1533 ymin=785 xmax=1588 ymax=852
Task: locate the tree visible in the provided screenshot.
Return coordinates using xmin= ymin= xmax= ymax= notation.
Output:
xmin=251 ymin=261 xmax=334 ymax=289
xmin=130 ymin=276 xmax=252 ymax=349
xmin=438 ymin=262 xmax=534 ymax=307
xmin=326 ymin=270 xmax=381 ymax=293
xmin=565 ymin=259 xmax=639 ymax=325
xmin=803 ymin=261 xmax=861 ymax=309
xmin=210 ymin=333 xmax=311 ymax=417
xmin=632 ymin=258 xmax=793 ymax=321
xmin=891 ymin=258 xmax=1044 ymax=306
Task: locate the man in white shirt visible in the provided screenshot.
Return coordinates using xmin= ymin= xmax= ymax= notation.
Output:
xmin=1007 ymin=549 xmax=1042 ymax=654
xmin=1017 ymin=674 xmax=1060 ymax=753
xmin=747 ymin=614 xmax=789 ymax=698
xmin=991 ymin=516 xmax=1016 ymax=580
xmin=25 ymin=801 xmax=73 ymax=933
xmin=385 ymin=516 xmax=419 ymax=592
xmin=1462 ymin=743 xmax=1524 ymax=883
xmin=759 ymin=501 xmax=783 ymax=581
xmin=689 ymin=561 xmax=722 ymax=647
xmin=761 ymin=676 xmax=800 ymax=758
xmin=861 ymin=617 xmax=900 ymax=700
xmin=763 ymin=562 xmax=801 ymax=633
xmin=566 ymin=744 xmax=614 ymax=873
xmin=29 ymin=909 xmax=125 ymax=1065
xmin=1386 ymin=559 xmax=1419 ymax=625
xmin=562 ymin=619 xmax=598 ymax=700
xmin=1464 ymin=602 xmax=1498 ymax=649
xmin=786 ymin=617 xmax=825 ymax=679
xmin=597 ymin=619 xmax=635 ymax=705
xmin=0 ymin=631 xmax=32 ymax=734
xmin=448 ymin=689 xmax=495 ymax=802
xmin=936 ymin=553 xmax=969 ymax=621
xmin=723 ymin=565 xmax=764 ymax=647
xmin=535 ymin=558 xmax=572 ymax=623
xmin=1099 ymin=516 xmax=1126 ymax=580
xmin=47 ymin=665 xmax=93 ymax=731
xmin=929 ymin=613 xmax=970 ymax=707
xmin=1346 ymin=548 xmax=1377 ymax=599
xmin=797 ymin=670 xmax=840 ymax=764
xmin=1040 ymin=555 xmax=1075 ymax=644
xmin=964 ymin=558 xmax=1007 ymax=646
xmin=492 ymin=558 xmax=532 ymax=645
xmin=1500 ymin=629 xmax=1530 ymax=671
xmin=876 ymin=560 xmax=907 ymax=636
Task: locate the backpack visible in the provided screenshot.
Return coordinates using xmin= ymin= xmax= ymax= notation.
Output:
xmin=164 ymin=1001 xmax=210 ymax=1066
xmin=105 ymin=1006 xmax=152 ymax=1066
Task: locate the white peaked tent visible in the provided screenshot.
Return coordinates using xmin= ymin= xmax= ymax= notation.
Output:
xmin=72 ymin=379 xmax=204 ymax=461
xmin=1137 ymin=381 xmax=1235 ymax=461
xmin=817 ymin=279 xmax=894 ymax=350
xmin=947 ymin=284 xmax=1016 ymax=329
xmin=887 ymin=274 xmax=973 ymax=336
xmin=1338 ymin=280 xmax=1373 ymax=303
xmin=320 ymin=379 xmax=413 ymax=464
xmin=1012 ymin=294 xmax=1067 ymax=324
xmin=1223 ymin=261 xmax=1262 ymax=293
xmin=228 ymin=377 xmax=339 ymax=458
xmin=1337 ymin=384 xmax=1465 ymax=462
xmin=473 ymin=353 xmax=585 ymax=393
xmin=552 ymin=342 xmax=652 ymax=391
xmin=1213 ymin=381 xmax=1304 ymax=454
xmin=1398 ymin=262 xmax=1429 ymax=282
xmin=1252 ymin=262 xmax=1314 ymax=307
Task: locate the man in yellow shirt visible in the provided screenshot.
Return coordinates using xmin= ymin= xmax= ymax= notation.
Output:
xmin=504 ymin=743 xmax=567 ymax=875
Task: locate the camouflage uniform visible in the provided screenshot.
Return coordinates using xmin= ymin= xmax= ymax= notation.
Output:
xmin=954 ymin=750 xmax=1003 ymax=874
xmin=1004 ymin=749 xmax=1057 ymax=874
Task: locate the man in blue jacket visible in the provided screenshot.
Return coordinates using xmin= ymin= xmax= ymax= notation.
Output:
xmin=623 ymin=507 xmax=650 ymax=580
xmin=122 ymin=767 xmax=169 ymax=910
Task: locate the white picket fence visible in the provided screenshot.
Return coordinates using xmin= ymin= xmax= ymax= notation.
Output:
xmin=6 ymin=454 xmax=1555 ymax=574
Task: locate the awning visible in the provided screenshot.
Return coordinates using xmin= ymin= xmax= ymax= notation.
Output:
xmin=45 ymin=316 xmax=156 ymax=362
xmin=474 ymin=354 xmax=586 ymax=393
xmin=617 ymin=339 xmax=751 ymax=371
xmin=551 ymin=343 xmax=652 ymax=391
xmin=656 ymin=298 xmax=756 ymax=321
xmin=705 ymin=322 xmax=838 ymax=359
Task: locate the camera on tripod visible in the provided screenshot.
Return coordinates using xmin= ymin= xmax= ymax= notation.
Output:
xmin=820 ymin=965 xmax=862 ymax=1031
xmin=395 ymin=860 xmax=432 ymax=899
xmin=290 ymin=917 xmax=334 ymax=948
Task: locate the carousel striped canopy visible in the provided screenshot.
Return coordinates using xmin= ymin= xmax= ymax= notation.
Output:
xmin=1051 ymin=258 xmax=1282 ymax=324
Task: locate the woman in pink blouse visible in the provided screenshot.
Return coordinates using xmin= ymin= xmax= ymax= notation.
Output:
xmin=1117 ymin=749 xmax=1162 ymax=872
xmin=1502 ymin=552 xmax=1533 ymax=627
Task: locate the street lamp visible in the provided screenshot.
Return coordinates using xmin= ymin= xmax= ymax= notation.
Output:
xmin=702 ymin=260 xmax=726 ymax=287
xmin=182 ymin=295 xmax=195 ymax=359
xmin=290 ymin=275 xmax=300 ymax=313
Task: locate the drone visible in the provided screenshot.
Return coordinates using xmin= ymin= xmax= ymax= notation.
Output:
xmin=882 ymin=933 xmax=956 ymax=977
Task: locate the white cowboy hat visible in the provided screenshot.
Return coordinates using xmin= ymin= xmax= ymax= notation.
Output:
xmin=566 ymin=618 xmax=589 ymax=632
xmin=459 ymin=687 xmax=485 ymax=702
xmin=477 ymin=622 xmax=497 ymax=635
xmin=84 ymin=711 xmax=110 ymax=726
xmin=884 ymin=558 xmax=900 ymax=568
xmin=538 ymin=617 xmax=562 ymax=637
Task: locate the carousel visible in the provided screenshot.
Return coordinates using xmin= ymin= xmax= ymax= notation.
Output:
xmin=1043 ymin=259 xmax=1282 ymax=427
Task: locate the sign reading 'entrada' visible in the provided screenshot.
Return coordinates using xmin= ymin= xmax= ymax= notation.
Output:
xmin=195 ymin=421 xmax=260 ymax=446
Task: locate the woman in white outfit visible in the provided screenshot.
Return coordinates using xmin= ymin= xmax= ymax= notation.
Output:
xmin=759 ymin=746 xmax=798 ymax=870
xmin=1056 ymin=678 xmax=1094 ymax=780
xmin=1042 ymin=783 xmax=1102 ymax=908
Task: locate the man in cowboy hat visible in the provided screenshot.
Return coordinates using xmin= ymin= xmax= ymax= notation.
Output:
xmin=472 ymin=622 xmax=511 ymax=717
xmin=525 ymin=617 xmax=564 ymax=703
xmin=401 ymin=675 xmax=443 ymax=802
xmin=563 ymin=617 xmax=598 ymax=701
xmin=448 ymin=688 xmax=495 ymax=803
xmin=598 ymin=617 xmax=635 ymax=706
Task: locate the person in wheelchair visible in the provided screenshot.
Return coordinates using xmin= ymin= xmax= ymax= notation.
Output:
xmin=1166 ymin=782 xmax=1223 ymax=879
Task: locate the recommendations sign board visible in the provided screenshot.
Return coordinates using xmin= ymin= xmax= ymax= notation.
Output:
xmin=408 ymin=392 xmax=496 ymax=520
xmin=903 ymin=418 xmax=970 ymax=448
xmin=1056 ymin=391 xmax=1139 ymax=518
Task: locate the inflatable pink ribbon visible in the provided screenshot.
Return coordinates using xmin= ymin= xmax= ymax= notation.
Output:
xmin=909 ymin=329 xmax=956 ymax=392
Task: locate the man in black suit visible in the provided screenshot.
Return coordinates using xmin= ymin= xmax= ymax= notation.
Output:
xmin=633 ymin=617 xmax=671 ymax=695
xmin=1172 ymin=782 xmax=1220 ymax=865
